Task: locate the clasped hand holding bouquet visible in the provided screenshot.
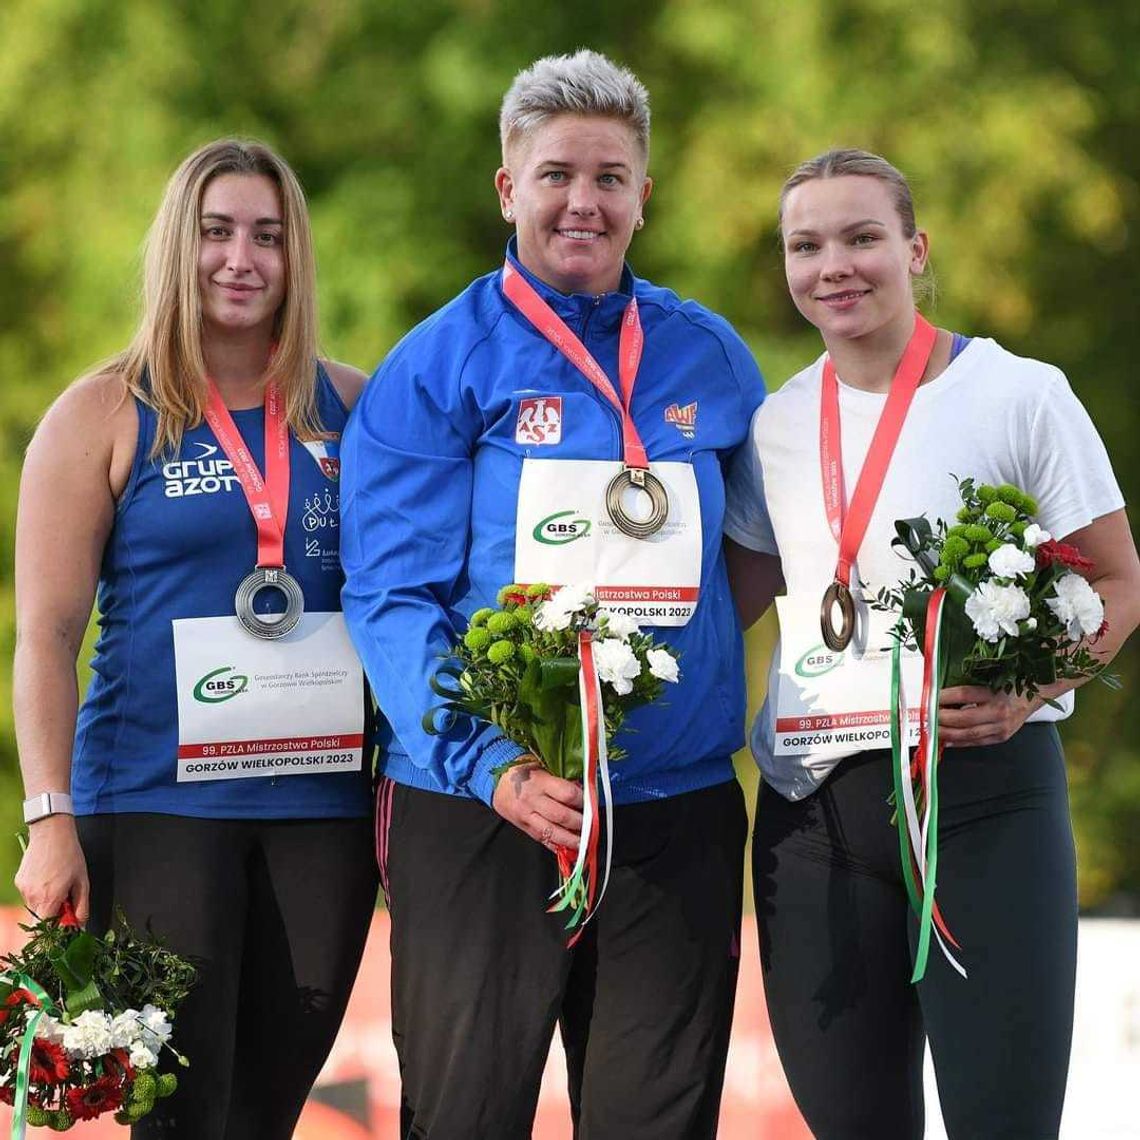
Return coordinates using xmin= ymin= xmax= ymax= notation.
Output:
xmin=427 ymin=583 xmax=680 ymax=936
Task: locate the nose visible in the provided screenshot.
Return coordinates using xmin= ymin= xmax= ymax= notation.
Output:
xmin=225 ymin=231 xmax=256 ymax=273
xmin=819 ymin=243 xmax=852 ymax=281
xmin=566 ymin=175 xmax=599 ymax=216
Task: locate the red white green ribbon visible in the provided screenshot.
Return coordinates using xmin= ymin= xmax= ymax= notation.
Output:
xmin=548 ymin=630 xmax=613 ymax=942
xmin=890 ymin=587 xmax=966 ymax=982
xmin=0 ymin=971 xmax=58 ymax=1139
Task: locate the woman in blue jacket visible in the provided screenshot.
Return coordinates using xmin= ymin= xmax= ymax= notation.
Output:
xmin=342 ymin=51 xmax=764 ymax=1139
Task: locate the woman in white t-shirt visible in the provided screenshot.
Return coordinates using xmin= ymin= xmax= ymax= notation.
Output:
xmin=724 ymin=148 xmax=1140 ymax=1139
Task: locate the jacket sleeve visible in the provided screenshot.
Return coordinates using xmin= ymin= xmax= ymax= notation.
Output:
xmin=339 ymin=338 xmax=527 ymax=806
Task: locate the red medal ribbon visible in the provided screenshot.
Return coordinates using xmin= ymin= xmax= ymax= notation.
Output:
xmin=820 ymin=314 xmax=937 ymax=587
xmin=203 ymin=379 xmax=290 ymax=568
xmin=502 ymin=260 xmax=648 ymax=469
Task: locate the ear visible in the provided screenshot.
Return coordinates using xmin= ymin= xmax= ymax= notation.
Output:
xmin=909 ymin=229 xmax=930 ymax=275
xmin=494 ymin=167 xmax=515 ymax=221
xmin=639 ymin=176 xmax=653 ymax=211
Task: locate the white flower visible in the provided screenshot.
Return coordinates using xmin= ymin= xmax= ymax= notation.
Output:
xmin=592 ymin=637 xmax=642 ymax=696
xmin=1021 ymin=524 xmax=1051 ymax=548
xmin=34 ymin=1013 xmax=66 ymax=1045
xmin=110 ymin=1010 xmax=145 ymax=1048
xmin=595 ymin=609 xmax=639 ymax=640
xmin=1025 ymin=617 xmax=1037 ymax=631
xmin=129 ymin=1041 xmax=160 ymax=1069
xmin=964 ymin=581 xmax=1031 ymax=643
xmin=138 ymin=1005 xmax=173 ymax=1045
xmin=988 ymin=543 xmax=1036 ymax=580
xmin=646 ymin=648 xmax=680 ymax=683
xmin=1046 ymin=573 xmax=1104 ymax=642
xmin=62 ymin=1010 xmax=114 ymax=1059
xmin=534 ymin=582 xmax=594 ymax=631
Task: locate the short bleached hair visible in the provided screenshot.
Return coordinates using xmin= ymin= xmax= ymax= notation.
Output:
xmin=499 ymin=50 xmax=651 ymax=165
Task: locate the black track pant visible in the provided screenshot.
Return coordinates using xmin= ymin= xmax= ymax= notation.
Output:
xmin=754 ymin=724 xmax=1077 ymax=1139
xmin=79 ymin=813 xmax=378 ymax=1140
xmin=381 ymin=778 xmax=746 ymax=1140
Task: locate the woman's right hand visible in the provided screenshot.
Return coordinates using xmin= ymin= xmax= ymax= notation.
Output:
xmin=492 ymin=758 xmax=584 ymax=849
xmin=14 ymin=815 xmax=90 ymax=924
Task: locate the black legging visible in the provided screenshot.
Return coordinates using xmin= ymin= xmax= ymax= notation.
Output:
xmin=754 ymin=724 xmax=1077 ymax=1140
xmin=79 ymin=813 xmax=378 ymax=1140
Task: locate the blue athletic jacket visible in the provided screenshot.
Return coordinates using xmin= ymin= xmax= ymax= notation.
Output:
xmin=341 ymin=244 xmax=765 ymax=807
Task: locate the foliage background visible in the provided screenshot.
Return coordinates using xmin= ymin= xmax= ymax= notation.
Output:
xmin=0 ymin=0 xmax=1136 ymax=906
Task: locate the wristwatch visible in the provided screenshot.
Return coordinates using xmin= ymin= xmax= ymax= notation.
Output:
xmin=22 ymin=792 xmax=75 ymax=825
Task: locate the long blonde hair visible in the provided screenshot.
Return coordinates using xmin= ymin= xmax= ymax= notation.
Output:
xmin=106 ymin=138 xmax=322 ymax=456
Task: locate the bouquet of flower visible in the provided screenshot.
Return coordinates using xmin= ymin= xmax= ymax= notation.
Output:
xmin=875 ymin=477 xmax=1108 ymax=983
xmin=426 ymin=582 xmax=680 ymax=935
xmin=0 ymin=903 xmax=196 ymax=1132
xmin=877 ymin=477 xmax=1107 ymax=698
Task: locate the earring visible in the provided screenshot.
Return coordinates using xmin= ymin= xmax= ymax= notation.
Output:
xmin=635 ymin=217 xmax=644 ymax=230
xmin=504 ymin=210 xmax=514 ymax=222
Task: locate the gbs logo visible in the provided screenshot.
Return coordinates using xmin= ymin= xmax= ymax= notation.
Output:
xmin=794 ymin=645 xmax=843 ymax=678
xmin=533 ymin=510 xmax=591 ymax=546
xmin=193 ymin=666 xmax=249 ymax=703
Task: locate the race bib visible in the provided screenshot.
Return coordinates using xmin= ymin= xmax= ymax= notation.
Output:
xmin=514 ymin=458 xmax=702 ymax=626
xmin=773 ymin=593 xmax=922 ymax=758
xmin=172 ymin=612 xmax=364 ymax=782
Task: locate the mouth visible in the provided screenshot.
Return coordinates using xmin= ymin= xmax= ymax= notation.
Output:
xmin=816 ymin=289 xmax=870 ymax=307
xmin=556 ymin=228 xmax=604 ymax=242
xmin=215 ymin=282 xmax=261 ymax=298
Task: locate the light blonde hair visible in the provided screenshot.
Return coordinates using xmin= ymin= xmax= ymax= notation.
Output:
xmin=499 ymin=50 xmax=650 ymax=167
xmin=102 ymin=138 xmax=321 ymax=457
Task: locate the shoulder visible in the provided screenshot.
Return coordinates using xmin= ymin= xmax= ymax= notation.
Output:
xmin=36 ymin=369 xmax=137 ymax=456
xmin=634 ymin=277 xmax=766 ymax=404
xmin=26 ymin=368 xmax=138 ymax=498
xmin=752 ymin=356 xmax=823 ymax=431
xmin=320 ymin=359 xmax=368 ymax=411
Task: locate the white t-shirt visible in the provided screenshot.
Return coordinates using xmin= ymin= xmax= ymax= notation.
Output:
xmin=724 ymin=336 xmax=1125 ymax=800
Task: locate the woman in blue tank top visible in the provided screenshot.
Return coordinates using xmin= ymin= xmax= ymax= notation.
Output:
xmin=12 ymin=139 xmax=378 ymax=1139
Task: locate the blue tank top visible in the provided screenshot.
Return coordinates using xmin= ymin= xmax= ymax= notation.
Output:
xmin=72 ymin=367 xmax=372 ymax=818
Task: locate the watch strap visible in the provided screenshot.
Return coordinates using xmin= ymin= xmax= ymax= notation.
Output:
xmin=22 ymin=792 xmax=75 ymax=824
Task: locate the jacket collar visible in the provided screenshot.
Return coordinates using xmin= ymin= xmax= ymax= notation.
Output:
xmin=501 ymin=237 xmax=637 ymax=332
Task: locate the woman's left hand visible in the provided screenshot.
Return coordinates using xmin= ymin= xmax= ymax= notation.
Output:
xmin=937 ymin=686 xmax=1041 ymax=748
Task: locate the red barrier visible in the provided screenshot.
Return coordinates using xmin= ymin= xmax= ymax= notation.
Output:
xmin=0 ymin=910 xmax=808 ymax=1138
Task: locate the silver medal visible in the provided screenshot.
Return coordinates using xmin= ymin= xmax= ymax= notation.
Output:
xmin=234 ymin=567 xmax=304 ymax=640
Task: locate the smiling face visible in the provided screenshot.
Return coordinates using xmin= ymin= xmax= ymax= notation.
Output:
xmin=197 ymin=173 xmax=286 ymax=339
xmin=495 ymin=113 xmax=652 ymax=297
xmin=781 ymin=174 xmax=928 ymax=347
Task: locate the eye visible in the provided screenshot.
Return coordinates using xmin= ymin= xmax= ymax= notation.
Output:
xmin=852 ymin=232 xmax=877 ymax=246
xmin=544 ymin=170 xmax=567 ymax=183
xmin=254 ymin=230 xmax=283 ymax=246
xmin=598 ymin=172 xmax=621 ymax=187
xmin=202 ymin=225 xmax=231 ymax=240
xmin=790 ymin=240 xmax=817 ymax=254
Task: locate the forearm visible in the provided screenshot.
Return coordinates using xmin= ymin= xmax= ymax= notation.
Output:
xmin=13 ymin=630 xmax=82 ymax=797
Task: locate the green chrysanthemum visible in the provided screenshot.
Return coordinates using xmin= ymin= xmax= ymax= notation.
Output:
xmin=956 ymin=506 xmax=980 ymax=523
xmin=963 ymin=524 xmax=994 ymax=544
xmin=996 ymin=483 xmax=1026 ymax=508
xmin=463 ymin=627 xmax=493 ymax=652
xmin=129 ymin=1071 xmax=159 ymax=1107
xmin=157 ymin=1072 xmax=178 ymax=1098
xmin=469 ymin=607 xmax=494 ymax=628
xmin=49 ymin=1108 xmax=74 ymax=1132
xmin=25 ymin=1106 xmax=52 ymax=1127
xmin=486 ymin=611 xmax=517 ymax=635
xmin=1010 ymin=520 xmax=1028 ymax=537
xmin=1021 ymin=494 xmax=1039 ymax=515
xmin=984 ymin=501 xmax=1017 ymax=522
xmin=963 ymin=552 xmax=989 ymax=569
xmin=487 ymin=640 xmax=516 ymax=664
xmin=940 ymin=535 xmax=970 ymax=565
xmin=976 ymin=484 xmax=998 ymax=504
xmin=933 ymin=564 xmax=951 ymax=581
xmin=519 ymin=643 xmax=537 ymax=663
xmin=525 ymin=582 xmax=551 ymax=598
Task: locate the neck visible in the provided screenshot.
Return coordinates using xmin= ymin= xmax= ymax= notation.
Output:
xmin=203 ymin=328 xmax=274 ymax=408
xmin=825 ymin=310 xmax=939 ymax=394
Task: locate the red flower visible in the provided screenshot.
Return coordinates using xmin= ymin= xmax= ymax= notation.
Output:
xmin=57 ymin=901 xmax=81 ymax=929
xmin=28 ymin=1038 xmax=70 ymax=1085
xmin=66 ymin=1075 xmax=124 ymax=1121
xmin=104 ymin=1047 xmax=135 ymax=1084
xmin=0 ymin=1081 xmax=13 ymax=1105
xmin=504 ymin=591 xmax=529 ymax=607
xmin=0 ymin=990 xmax=29 ymax=1026
xmin=1036 ymin=540 xmax=1095 ymax=572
